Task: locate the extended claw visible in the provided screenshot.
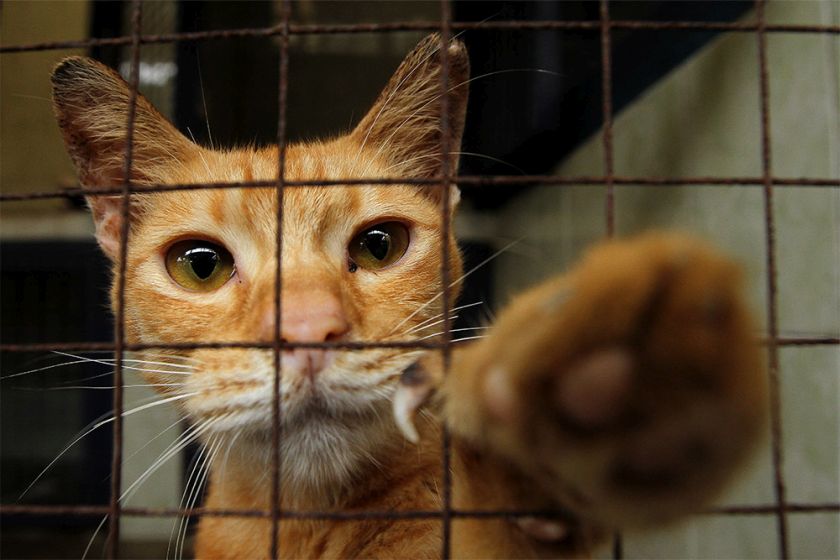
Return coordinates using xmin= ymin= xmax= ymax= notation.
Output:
xmin=515 ymin=517 xmax=569 ymax=542
xmin=392 ymin=362 xmax=434 ymax=443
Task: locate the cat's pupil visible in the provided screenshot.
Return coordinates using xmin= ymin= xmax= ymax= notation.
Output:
xmin=364 ymin=230 xmax=391 ymax=261
xmin=184 ymin=247 xmax=219 ymax=280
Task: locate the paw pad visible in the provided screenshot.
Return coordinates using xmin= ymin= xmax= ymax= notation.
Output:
xmin=556 ymin=347 xmax=634 ymax=429
xmin=484 ymin=366 xmax=516 ymax=421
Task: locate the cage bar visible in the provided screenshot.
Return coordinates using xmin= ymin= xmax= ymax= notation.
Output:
xmin=0 ymin=336 xmax=836 ymax=354
xmin=437 ymin=2 xmax=455 ymax=557
xmin=269 ymin=0 xmax=292 ymax=557
xmin=2 ymin=20 xmax=840 ymax=55
xmin=755 ymin=1 xmax=790 ymax=558
xmin=2 ymin=502 xmax=839 ymax=520
xmin=2 ymin=175 xmax=839 ymax=204
xmin=104 ymin=2 xmax=144 ymax=557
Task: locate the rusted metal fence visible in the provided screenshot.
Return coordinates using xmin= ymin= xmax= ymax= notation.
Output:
xmin=1 ymin=1 xmax=839 ymax=559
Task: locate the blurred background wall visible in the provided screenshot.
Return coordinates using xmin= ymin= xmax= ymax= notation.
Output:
xmin=493 ymin=3 xmax=839 ymax=558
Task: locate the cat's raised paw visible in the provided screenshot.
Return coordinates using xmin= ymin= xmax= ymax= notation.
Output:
xmin=448 ymin=233 xmax=768 ymax=528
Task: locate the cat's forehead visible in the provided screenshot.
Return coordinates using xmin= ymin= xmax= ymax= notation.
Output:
xmin=179 ymin=139 xmax=384 ymax=184
xmin=137 ymin=139 xmax=439 ymax=247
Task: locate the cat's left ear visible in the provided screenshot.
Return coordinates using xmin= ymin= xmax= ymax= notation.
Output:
xmin=350 ymin=34 xmax=469 ymax=202
xmin=51 ymin=56 xmax=198 ymax=260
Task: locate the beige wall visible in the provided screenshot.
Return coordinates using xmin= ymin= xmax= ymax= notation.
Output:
xmin=491 ymin=2 xmax=839 ymax=558
xmin=1 ymin=0 xmax=92 ymax=228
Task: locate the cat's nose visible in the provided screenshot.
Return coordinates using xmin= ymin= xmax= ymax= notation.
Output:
xmin=259 ymin=289 xmax=350 ymax=345
xmin=280 ymin=292 xmax=349 ymax=344
xmin=270 ymin=291 xmax=349 ymax=379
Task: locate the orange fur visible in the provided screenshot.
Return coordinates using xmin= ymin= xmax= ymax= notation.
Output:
xmin=52 ymin=35 xmax=767 ymax=559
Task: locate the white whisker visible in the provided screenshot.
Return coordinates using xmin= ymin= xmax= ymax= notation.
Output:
xmin=388 ymin=240 xmax=520 ymax=336
xmin=402 ymin=301 xmax=485 ymax=336
xmin=452 ymin=336 xmax=487 ymax=344
xmin=122 ymin=433 xmax=193 ymax=505
xmin=82 ymin=515 xmax=109 ymax=560
xmin=352 ymin=27 xmax=474 ymax=167
xmin=383 ymin=151 xmax=525 ymax=175
xmin=217 ymin=430 xmax=242 ymax=492
xmin=362 ymin=69 xmax=559 ymax=177
xmin=186 ymin=126 xmax=213 ymax=176
xmin=51 ymin=351 xmax=194 ymax=376
xmin=2 ymin=358 xmax=100 ymax=380
xmin=171 ymin=433 xmax=223 ymax=560
xmin=404 ymin=315 xmax=458 ymax=336
xmin=122 ymin=416 xmax=185 ymax=467
xmin=121 ymin=418 xmax=218 ymax=506
xmin=179 ymin=436 xmax=222 ymax=559
xmin=2 ymin=355 xmax=193 ymax=382
xmin=78 ymin=350 xmax=205 ymax=365
xmin=59 ymin=370 xmax=117 ymax=385
xmin=19 ymin=392 xmax=196 ymax=500
xmin=414 ymin=327 xmax=491 ymax=341
xmin=110 ymin=358 xmax=195 ymax=370
xmin=168 ymin=437 xmax=211 ymax=560
xmin=36 ymin=383 xmax=186 ymax=391
xmin=196 ymin=52 xmax=214 ymax=150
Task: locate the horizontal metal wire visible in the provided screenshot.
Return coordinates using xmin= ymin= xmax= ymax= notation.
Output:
xmin=1 ymin=175 xmax=838 ymax=203
xmin=0 ymin=336 xmax=837 ymax=354
xmin=0 ymin=340 xmax=444 ymax=353
xmin=711 ymin=503 xmax=840 ymax=515
xmin=1 ymin=19 xmax=839 ymax=54
xmin=2 ymin=503 xmax=837 ymax=520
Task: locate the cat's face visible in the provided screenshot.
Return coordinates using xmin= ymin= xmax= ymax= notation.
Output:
xmin=117 ymin=144 xmax=459 ymax=434
xmin=52 ymin=35 xmax=468 ymax=485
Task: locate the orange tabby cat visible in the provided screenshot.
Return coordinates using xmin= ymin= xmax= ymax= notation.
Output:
xmin=52 ymin=34 xmax=766 ymax=559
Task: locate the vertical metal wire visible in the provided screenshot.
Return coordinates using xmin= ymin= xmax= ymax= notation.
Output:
xmin=600 ymin=1 xmax=622 ymax=556
xmin=438 ymin=1 xmax=454 ymax=558
xmin=612 ymin=535 xmax=624 ymax=559
xmin=600 ymin=0 xmax=616 ymax=238
xmin=270 ymin=1 xmax=292 ymax=558
xmin=755 ymin=1 xmax=789 ymax=558
xmin=107 ymin=1 xmax=143 ymax=557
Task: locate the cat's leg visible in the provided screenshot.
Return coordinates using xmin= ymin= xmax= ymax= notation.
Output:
xmin=441 ymin=232 xmax=767 ymax=533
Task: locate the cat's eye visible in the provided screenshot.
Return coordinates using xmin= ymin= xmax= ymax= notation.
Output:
xmin=165 ymin=240 xmax=235 ymax=291
xmin=348 ymin=222 xmax=410 ymax=271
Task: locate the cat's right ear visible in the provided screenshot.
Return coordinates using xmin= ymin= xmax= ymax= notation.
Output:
xmin=51 ymin=56 xmax=197 ymax=260
xmin=350 ymin=34 xmax=469 ymax=195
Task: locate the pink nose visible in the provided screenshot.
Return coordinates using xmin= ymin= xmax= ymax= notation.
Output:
xmin=280 ymin=291 xmax=349 ymax=344
xmin=260 ymin=290 xmax=349 ymax=378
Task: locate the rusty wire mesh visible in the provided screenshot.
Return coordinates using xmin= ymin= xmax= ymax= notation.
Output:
xmin=1 ymin=0 xmax=839 ymax=559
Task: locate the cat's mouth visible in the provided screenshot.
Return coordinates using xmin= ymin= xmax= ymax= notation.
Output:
xmin=282 ymin=348 xmax=336 ymax=382
xmin=181 ymin=355 xmax=403 ymax=435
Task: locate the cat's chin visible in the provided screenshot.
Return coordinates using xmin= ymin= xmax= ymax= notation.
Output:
xmin=187 ymin=377 xmax=388 ymax=431
xmin=199 ymin=400 xmax=397 ymax=501
xmin=198 ymin=394 xmax=385 ymax=436
xmin=180 ymin=358 xmax=409 ymax=496
xmin=182 ymin=357 xmax=406 ymax=437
